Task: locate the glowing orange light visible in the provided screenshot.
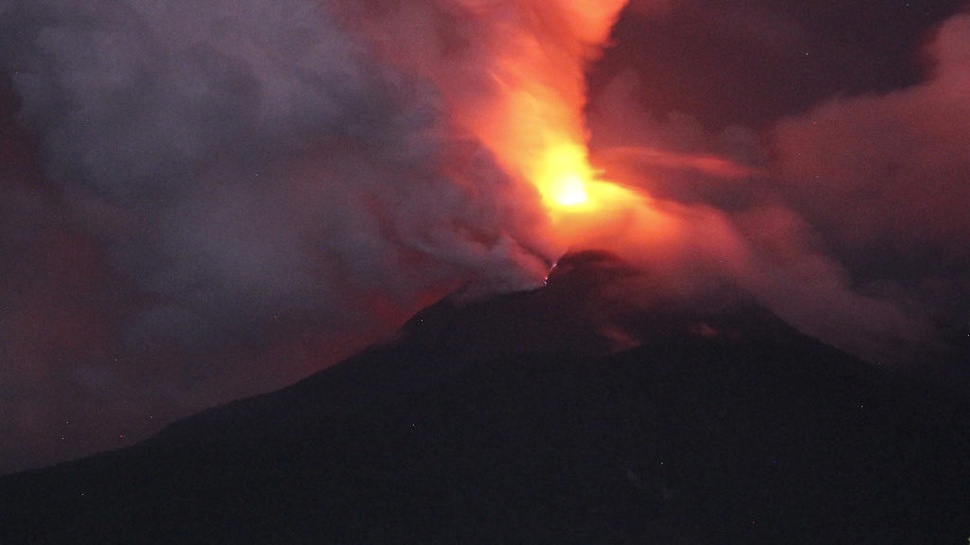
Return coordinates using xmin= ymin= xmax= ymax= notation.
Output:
xmin=528 ymin=140 xmax=646 ymax=224
xmin=553 ymin=175 xmax=589 ymax=206
xmin=535 ymin=143 xmax=595 ymax=209
xmin=348 ymin=0 xmax=646 ymax=240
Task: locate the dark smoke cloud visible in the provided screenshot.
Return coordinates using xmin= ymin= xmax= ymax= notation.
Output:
xmin=772 ymin=14 xmax=970 ymax=331
xmin=588 ymin=10 xmax=970 ymax=362
xmin=602 ymin=0 xmax=966 ymax=128
xmin=1 ymin=0 xmax=547 ymax=342
xmin=2 ymin=0 xmax=968 ymax=476
xmin=0 ymin=0 xmax=550 ymax=473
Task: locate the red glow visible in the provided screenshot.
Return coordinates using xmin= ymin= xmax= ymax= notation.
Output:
xmin=459 ymin=1 xmax=654 ymax=247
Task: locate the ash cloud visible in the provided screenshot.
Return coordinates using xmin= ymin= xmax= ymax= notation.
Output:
xmin=1 ymin=0 xmax=548 ymax=347
xmin=771 ymin=14 xmax=970 ymax=333
xmin=0 ymin=0 xmax=552 ymax=473
xmin=588 ymin=10 xmax=970 ymax=362
xmin=2 ymin=0 xmax=968 ymax=476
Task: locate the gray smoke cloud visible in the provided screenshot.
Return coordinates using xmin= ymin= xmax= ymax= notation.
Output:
xmin=1 ymin=0 xmax=549 ymax=352
xmin=771 ymin=14 xmax=970 ymax=334
xmin=0 ymin=0 xmax=555 ymax=473
xmin=2 ymin=0 xmax=967 ymax=475
xmin=587 ymin=10 xmax=970 ymax=364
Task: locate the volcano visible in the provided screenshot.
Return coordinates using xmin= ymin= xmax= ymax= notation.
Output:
xmin=0 ymin=251 xmax=967 ymax=544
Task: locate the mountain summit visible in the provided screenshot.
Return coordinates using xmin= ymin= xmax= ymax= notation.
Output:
xmin=1 ymin=251 xmax=968 ymax=544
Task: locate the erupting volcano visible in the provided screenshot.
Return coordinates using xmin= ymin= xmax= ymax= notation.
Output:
xmin=1 ymin=1 xmax=970 ymax=541
xmin=336 ymin=0 xmax=656 ymax=249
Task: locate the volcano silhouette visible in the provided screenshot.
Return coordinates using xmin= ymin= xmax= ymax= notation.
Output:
xmin=0 ymin=251 xmax=967 ymax=544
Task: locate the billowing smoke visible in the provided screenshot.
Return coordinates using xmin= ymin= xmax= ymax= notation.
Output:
xmin=328 ymin=0 xmax=629 ymax=214
xmin=0 ymin=0 xmax=567 ymax=472
xmin=1 ymin=0 xmax=552 ymax=346
xmin=586 ymin=73 xmax=924 ymax=364
xmin=771 ymin=14 xmax=970 ymax=335
xmin=1 ymin=0 xmax=968 ymax=475
xmin=586 ymin=8 xmax=970 ymax=362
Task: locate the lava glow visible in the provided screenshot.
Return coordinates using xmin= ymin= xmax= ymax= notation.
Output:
xmin=342 ymin=0 xmax=649 ymax=243
xmin=459 ymin=1 xmax=651 ymax=234
xmin=527 ymin=137 xmax=649 ymax=240
xmin=535 ymin=144 xmax=594 ymax=208
xmin=532 ymin=141 xmax=651 ymax=214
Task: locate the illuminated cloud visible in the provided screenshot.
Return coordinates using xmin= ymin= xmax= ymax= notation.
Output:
xmin=586 ymin=16 xmax=970 ymax=362
xmin=0 ymin=0 xmax=625 ymax=472
xmin=0 ymin=0 xmax=967 ymax=476
xmin=772 ymin=14 xmax=970 ymax=331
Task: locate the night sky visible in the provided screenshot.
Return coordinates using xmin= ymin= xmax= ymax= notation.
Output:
xmin=1 ymin=0 xmax=968 ymax=475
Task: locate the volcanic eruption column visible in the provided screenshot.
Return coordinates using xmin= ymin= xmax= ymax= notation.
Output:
xmin=0 ymin=0 xmax=936 ymax=474
xmin=339 ymin=0 xmax=923 ymax=362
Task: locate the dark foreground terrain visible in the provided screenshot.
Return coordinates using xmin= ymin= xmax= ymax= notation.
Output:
xmin=1 ymin=253 xmax=968 ymax=544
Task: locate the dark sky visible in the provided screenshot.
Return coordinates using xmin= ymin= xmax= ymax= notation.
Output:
xmin=598 ymin=0 xmax=967 ymax=128
xmin=1 ymin=0 xmax=968 ymax=475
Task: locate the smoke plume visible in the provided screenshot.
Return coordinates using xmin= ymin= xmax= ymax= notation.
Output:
xmin=1 ymin=0 xmax=968 ymax=475
xmin=0 ymin=0 xmax=579 ymax=472
xmin=587 ymin=8 xmax=970 ymax=362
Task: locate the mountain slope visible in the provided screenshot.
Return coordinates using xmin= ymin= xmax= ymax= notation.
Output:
xmin=0 ymin=252 xmax=967 ymax=544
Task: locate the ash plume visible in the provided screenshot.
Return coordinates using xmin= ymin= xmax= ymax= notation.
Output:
xmin=587 ymin=8 xmax=970 ymax=363
xmin=0 ymin=0 xmax=550 ymax=347
xmin=1 ymin=0 xmax=968 ymax=476
xmin=0 ymin=0 xmax=559 ymax=472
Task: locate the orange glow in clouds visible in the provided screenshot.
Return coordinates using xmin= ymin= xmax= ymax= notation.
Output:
xmin=524 ymin=134 xmax=657 ymax=249
xmin=455 ymin=0 xmax=650 ymax=239
xmin=508 ymin=117 xmax=649 ymax=246
xmin=341 ymin=0 xmax=650 ymax=246
xmin=535 ymin=144 xmax=594 ymax=208
xmin=531 ymin=143 xmax=646 ymax=215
